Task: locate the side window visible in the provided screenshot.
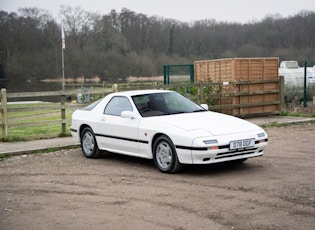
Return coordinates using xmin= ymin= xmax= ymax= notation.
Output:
xmin=104 ymin=96 xmax=133 ymax=116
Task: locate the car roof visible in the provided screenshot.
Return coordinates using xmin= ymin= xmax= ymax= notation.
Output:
xmin=109 ymin=89 xmax=172 ymax=97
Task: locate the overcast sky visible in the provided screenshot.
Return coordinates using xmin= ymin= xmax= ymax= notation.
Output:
xmin=1 ymin=0 xmax=315 ymax=23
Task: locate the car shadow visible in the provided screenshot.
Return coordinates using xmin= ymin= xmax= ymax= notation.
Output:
xmin=98 ymin=151 xmax=155 ymax=170
xmin=182 ymin=161 xmax=263 ymax=176
xmin=97 ymin=151 xmax=263 ymax=175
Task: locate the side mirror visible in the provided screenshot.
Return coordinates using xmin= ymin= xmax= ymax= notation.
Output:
xmin=121 ymin=111 xmax=136 ymax=119
xmin=200 ymin=104 xmax=208 ymax=110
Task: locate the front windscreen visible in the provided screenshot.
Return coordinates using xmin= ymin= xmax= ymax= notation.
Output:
xmin=132 ymin=92 xmax=206 ymax=117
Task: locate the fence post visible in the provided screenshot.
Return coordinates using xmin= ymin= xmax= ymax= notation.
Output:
xmin=198 ymin=81 xmax=204 ymax=104
xmin=1 ymin=88 xmax=8 ymax=139
xmin=239 ymin=83 xmax=243 ymax=116
xmin=279 ymin=76 xmax=285 ymax=112
xmin=112 ymin=84 xmax=118 ymax=92
xmin=60 ymin=91 xmax=66 ymax=134
xmin=303 ymin=62 xmax=307 ymax=108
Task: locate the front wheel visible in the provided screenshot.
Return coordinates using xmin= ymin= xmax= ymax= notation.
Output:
xmin=80 ymin=127 xmax=101 ymax=158
xmin=153 ymin=135 xmax=181 ymax=173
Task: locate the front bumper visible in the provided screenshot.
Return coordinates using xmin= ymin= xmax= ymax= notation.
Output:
xmin=176 ymin=141 xmax=268 ymax=164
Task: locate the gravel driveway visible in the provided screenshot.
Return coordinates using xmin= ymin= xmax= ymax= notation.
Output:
xmin=0 ymin=123 xmax=314 ymax=230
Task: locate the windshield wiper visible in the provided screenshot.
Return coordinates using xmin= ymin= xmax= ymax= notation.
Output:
xmin=171 ymin=111 xmax=186 ymax=115
xmin=192 ymin=109 xmax=206 ymax=113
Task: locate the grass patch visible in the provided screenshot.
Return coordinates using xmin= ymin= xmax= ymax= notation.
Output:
xmin=0 ymin=154 xmax=9 ymax=161
xmin=281 ymin=111 xmax=315 ymax=118
xmin=47 ymin=147 xmax=61 ymax=152
xmin=34 ymin=147 xmax=62 ymax=155
xmin=261 ymin=119 xmax=315 ymax=128
xmin=1 ymin=102 xmax=83 ymax=141
xmin=261 ymin=122 xmax=288 ymax=128
xmin=34 ymin=149 xmax=43 ymax=155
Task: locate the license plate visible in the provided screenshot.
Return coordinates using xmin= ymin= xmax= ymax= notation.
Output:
xmin=229 ymin=138 xmax=255 ymax=150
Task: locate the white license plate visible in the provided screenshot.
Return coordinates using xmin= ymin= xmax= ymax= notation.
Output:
xmin=229 ymin=138 xmax=255 ymax=150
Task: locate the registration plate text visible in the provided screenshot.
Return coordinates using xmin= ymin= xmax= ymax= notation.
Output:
xmin=229 ymin=138 xmax=255 ymax=150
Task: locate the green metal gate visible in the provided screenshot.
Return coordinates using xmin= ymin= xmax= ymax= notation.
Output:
xmin=163 ymin=64 xmax=194 ymax=84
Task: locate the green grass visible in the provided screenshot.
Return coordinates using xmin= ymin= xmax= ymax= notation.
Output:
xmin=1 ymin=102 xmax=83 ymax=142
xmin=34 ymin=147 xmax=61 ymax=155
xmin=0 ymin=154 xmax=8 ymax=161
xmin=261 ymin=118 xmax=315 ymax=128
xmin=280 ymin=110 xmax=315 ymax=118
xmin=261 ymin=122 xmax=288 ymax=128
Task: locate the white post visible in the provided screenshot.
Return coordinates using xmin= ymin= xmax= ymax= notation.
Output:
xmin=61 ymin=20 xmax=65 ymax=90
xmin=62 ymin=48 xmax=65 ymax=90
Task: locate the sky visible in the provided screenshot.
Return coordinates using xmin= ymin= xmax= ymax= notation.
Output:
xmin=1 ymin=0 xmax=315 ymax=23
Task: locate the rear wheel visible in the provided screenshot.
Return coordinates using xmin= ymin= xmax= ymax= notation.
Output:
xmin=81 ymin=127 xmax=101 ymax=158
xmin=153 ymin=135 xmax=181 ymax=173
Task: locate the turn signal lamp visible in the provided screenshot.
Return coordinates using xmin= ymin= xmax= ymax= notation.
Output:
xmin=203 ymin=139 xmax=219 ymax=151
xmin=209 ymin=146 xmax=219 ymax=150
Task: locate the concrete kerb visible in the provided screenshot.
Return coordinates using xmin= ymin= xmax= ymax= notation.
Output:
xmin=1 ymin=116 xmax=314 ymax=157
xmin=246 ymin=116 xmax=315 ymax=127
xmin=0 ymin=143 xmax=80 ymax=157
xmin=0 ymin=137 xmax=80 ymax=157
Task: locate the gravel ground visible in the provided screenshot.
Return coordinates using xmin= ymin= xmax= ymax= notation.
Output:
xmin=0 ymin=123 xmax=314 ymax=230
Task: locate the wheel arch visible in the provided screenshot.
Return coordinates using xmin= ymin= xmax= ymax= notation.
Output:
xmin=79 ymin=124 xmax=92 ymax=139
xmin=151 ymin=133 xmax=170 ymax=153
xmin=151 ymin=133 xmax=181 ymax=173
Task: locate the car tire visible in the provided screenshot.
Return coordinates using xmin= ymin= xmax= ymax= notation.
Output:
xmin=153 ymin=135 xmax=181 ymax=173
xmin=80 ymin=127 xmax=101 ymax=159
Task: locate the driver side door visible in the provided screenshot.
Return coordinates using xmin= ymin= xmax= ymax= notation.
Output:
xmin=95 ymin=96 xmax=140 ymax=155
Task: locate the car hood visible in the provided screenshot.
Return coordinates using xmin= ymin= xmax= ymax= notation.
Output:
xmin=152 ymin=111 xmax=261 ymax=136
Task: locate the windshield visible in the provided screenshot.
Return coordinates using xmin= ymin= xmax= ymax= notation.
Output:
xmin=132 ymin=92 xmax=206 ymax=117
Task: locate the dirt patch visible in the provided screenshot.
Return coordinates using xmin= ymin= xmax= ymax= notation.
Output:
xmin=1 ymin=123 xmax=314 ymax=230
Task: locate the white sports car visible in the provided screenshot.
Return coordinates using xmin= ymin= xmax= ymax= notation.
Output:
xmin=71 ymin=90 xmax=268 ymax=173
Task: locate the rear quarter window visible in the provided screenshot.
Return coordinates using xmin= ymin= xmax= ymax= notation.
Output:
xmin=104 ymin=96 xmax=133 ymax=116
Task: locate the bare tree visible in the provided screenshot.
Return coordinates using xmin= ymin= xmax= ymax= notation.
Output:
xmin=59 ymin=5 xmax=100 ymax=50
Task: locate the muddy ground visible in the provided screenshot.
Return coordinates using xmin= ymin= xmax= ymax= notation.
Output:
xmin=0 ymin=123 xmax=314 ymax=230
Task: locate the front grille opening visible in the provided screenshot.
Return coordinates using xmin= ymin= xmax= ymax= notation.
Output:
xmin=215 ymin=149 xmax=258 ymax=160
xmin=216 ymin=148 xmax=257 ymax=156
